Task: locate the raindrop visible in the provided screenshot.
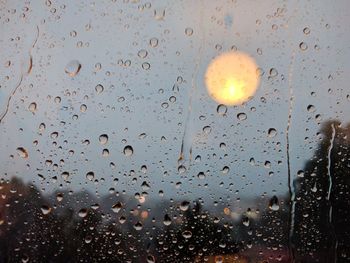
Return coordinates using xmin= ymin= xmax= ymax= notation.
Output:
xmin=178 ymin=165 xmax=186 ymax=173
xmin=134 ymin=221 xmax=143 ymax=231
xmin=41 ymin=205 xmax=51 ymax=215
xmin=163 ymin=214 xmax=172 ymax=226
xmin=56 ymin=193 xmax=63 ymax=202
xmin=112 ymin=202 xmax=123 ymax=213
xmin=268 ymin=128 xmax=277 ymax=138
xmin=242 ymin=216 xmax=250 ymax=226
xmin=138 ymin=49 xmax=148 ymax=59
xmin=269 ymin=195 xmax=280 ymax=211
xmin=54 ymin=96 xmax=61 ymax=103
xmin=123 ymin=145 xmax=134 ymax=156
xmin=78 ymin=208 xmax=88 ymax=218
xmin=153 ymin=8 xmax=165 ymax=20
xmin=149 ymin=37 xmax=158 ymax=47
xmin=182 ymin=230 xmax=192 ymax=239
xmin=80 ymin=104 xmax=87 ymax=112
xmin=307 ymin=104 xmax=315 ymax=112
xmin=28 ymin=102 xmax=37 ymax=113
xmin=217 ymin=104 xmax=227 ymax=115
xmin=197 ymin=172 xmax=205 ymax=179
xmin=303 ymin=27 xmax=310 ymax=35
xmin=95 ymin=84 xmax=104 ymax=94
xmin=99 ymin=134 xmax=108 ymax=145
xmin=16 ymin=147 xmax=28 ymax=158
xmin=180 ymin=201 xmax=190 ymax=211
xmin=102 ymin=149 xmax=109 ymax=157
xmin=237 ymin=112 xmax=247 ymax=121
xmin=299 ymin=42 xmax=308 ymax=51
xmin=142 ymin=62 xmax=151 ymax=70
xmin=65 ymin=60 xmax=81 ymax=77
xmin=203 ymin=126 xmax=212 ymax=134
xmin=146 ymin=255 xmax=156 ymax=263
xmin=185 ymin=27 xmax=193 ymax=36
xmin=61 ymin=171 xmax=69 ymax=180
xmin=86 ymin=171 xmax=95 ymax=181
xmin=222 ymin=166 xmax=230 ymax=174
xmin=269 ymin=68 xmax=278 ymax=77
xmin=50 ymin=132 xmax=58 ymax=139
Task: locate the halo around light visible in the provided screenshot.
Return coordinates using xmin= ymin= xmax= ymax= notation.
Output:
xmin=205 ymin=51 xmax=260 ymax=106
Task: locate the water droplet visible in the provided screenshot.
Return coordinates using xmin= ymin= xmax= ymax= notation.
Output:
xmin=65 ymin=60 xmax=81 ymax=77
xmin=268 ymin=128 xmax=277 ymax=138
xmin=153 ymin=8 xmax=165 ymax=20
xmin=299 ymin=42 xmax=308 ymax=51
xmin=163 ymin=214 xmax=172 ymax=226
xmin=197 ymin=172 xmax=205 ymax=179
xmin=217 ymin=104 xmax=227 ymax=115
xmin=56 ymin=193 xmax=63 ymax=202
xmin=99 ymin=134 xmax=108 ymax=145
xmin=142 ymin=62 xmax=151 ymax=70
xmin=185 ymin=27 xmax=193 ymax=36
xmin=222 ymin=166 xmax=230 ymax=174
xmin=78 ymin=208 xmax=88 ymax=218
xmin=61 ymin=171 xmax=69 ymax=180
xmin=149 ymin=38 xmax=158 ymax=47
xmin=146 ymin=255 xmax=156 ymax=263
xmin=112 ymin=202 xmax=122 ymax=213
xmin=182 ymin=230 xmax=192 ymax=239
xmin=50 ymin=132 xmax=58 ymax=139
xmin=86 ymin=171 xmax=95 ymax=181
xmin=303 ymin=27 xmax=310 ymax=35
xmin=180 ymin=201 xmax=190 ymax=211
xmin=80 ymin=104 xmax=87 ymax=112
xmin=28 ymin=102 xmax=37 ymax=113
xmin=134 ymin=221 xmax=143 ymax=231
xmin=41 ymin=205 xmax=51 ymax=215
xmin=178 ymin=165 xmax=186 ymax=173
xmin=203 ymin=126 xmax=212 ymax=134
xmin=138 ymin=49 xmax=148 ymax=59
xmin=237 ymin=112 xmax=247 ymax=121
xmin=15 ymin=146 xmax=28 ymax=159
xmin=95 ymin=84 xmax=104 ymax=94
xmin=269 ymin=195 xmax=280 ymax=211
xmin=123 ymin=145 xmax=133 ymax=156
xmin=269 ymin=68 xmax=278 ymax=77
xmin=307 ymin=104 xmax=315 ymax=112
xmin=242 ymin=216 xmax=250 ymax=226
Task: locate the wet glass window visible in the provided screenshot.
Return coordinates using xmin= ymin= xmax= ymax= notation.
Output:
xmin=0 ymin=1 xmax=349 ymax=262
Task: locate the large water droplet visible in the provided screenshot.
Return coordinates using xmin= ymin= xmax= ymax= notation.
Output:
xmin=65 ymin=60 xmax=81 ymax=77
xmin=86 ymin=171 xmax=95 ymax=181
xmin=95 ymin=84 xmax=104 ymax=94
xmin=269 ymin=195 xmax=280 ymax=211
xmin=182 ymin=230 xmax=192 ymax=239
xmin=180 ymin=201 xmax=190 ymax=211
xmin=163 ymin=214 xmax=172 ymax=226
xmin=16 ymin=147 xmax=28 ymax=158
xmin=123 ymin=145 xmax=133 ymax=156
xmin=112 ymin=202 xmax=123 ymax=213
xmin=28 ymin=102 xmax=37 ymax=113
xmin=99 ymin=134 xmax=108 ymax=145
xmin=78 ymin=208 xmax=88 ymax=218
xmin=41 ymin=205 xmax=51 ymax=215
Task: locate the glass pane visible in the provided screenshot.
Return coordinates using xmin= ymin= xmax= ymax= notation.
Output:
xmin=0 ymin=1 xmax=349 ymax=262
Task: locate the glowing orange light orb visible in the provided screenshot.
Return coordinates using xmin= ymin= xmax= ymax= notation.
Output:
xmin=205 ymin=51 xmax=260 ymax=106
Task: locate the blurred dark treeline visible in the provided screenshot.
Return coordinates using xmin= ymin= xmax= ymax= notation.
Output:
xmin=0 ymin=120 xmax=348 ymax=263
xmin=293 ymin=120 xmax=350 ymax=263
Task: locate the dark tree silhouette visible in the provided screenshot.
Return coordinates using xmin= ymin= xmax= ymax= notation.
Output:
xmin=293 ymin=120 xmax=350 ymax=262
